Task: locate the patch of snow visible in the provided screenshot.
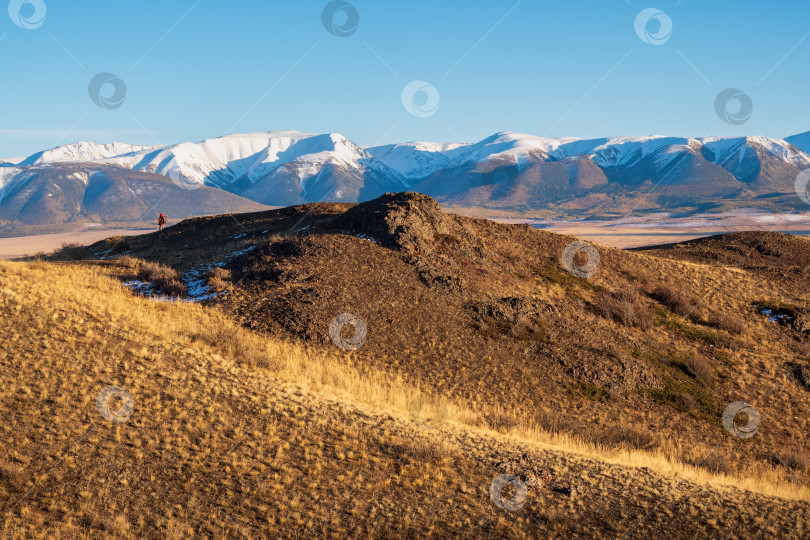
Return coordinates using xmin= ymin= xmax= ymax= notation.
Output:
xmin=182 ymin=268 xmax=221 ymax=302
xmin=179 ymin=246 xmax=257 ymax=302
xmin=69 ymin=171 xmax=89 ymax=185
xmin=122 ymin=280 xmax=189 ymax=303
xmin=757 ymin=305 xmax=794 ymax=324
xmin=354 ymin=232 xmax=377 ymax=243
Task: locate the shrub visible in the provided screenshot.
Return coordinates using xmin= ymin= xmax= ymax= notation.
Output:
xmin=483 ymin=412 xmax=520 ymax=432
xmin=693 ymin=453 xmax=729 ymax=474
xmin=208 ymin=267 xmax=231 ymax=281
xmin=661 ymin=314 xmax=741 ymax=350
xmin=207 ymin=267 xmax=231 ymax=292
xmin=677 ymin=353 xmax=715 ymax=386
xmin=793 ymin=364 xmax=810 ymax=389
xmin=600 ymin=288 xmax=652 ymax=330
xmin=706 ymin=312 xmax=746 ymax=335
xmin=651 ymin=285 xmax=706 ymax=322
xmin=570 ymin=381 xmax=608 ymax=402
xmin=158 ymin=279 xmax=187 ymax=297
xmin=646 ymin=370 xmax=716 ymax=419
xmin=0 ymin=460 xmax=28 ymax=491
xmin=137 ymin=261 xmax=186 ymax=297
xmin=104 ymin=235 xmax=130 ymax=254
xmin=114 ymin=255 xmax=141 ymax=269
xmin=138 ymin=261 xmax=176 ymax=282
xmin=765 ymin=451 xmax=807 ymax=472
xmin=49 ymin=243 xmax=84 ymax=261
xmin=586 ymin=425 xmax=657 ymax=451
xmin=673 ymin=392 xmax=698 ymax=414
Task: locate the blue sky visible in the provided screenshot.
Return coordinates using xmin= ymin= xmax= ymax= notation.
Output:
xmin=1 ymin=0 xmax=809 ymax=158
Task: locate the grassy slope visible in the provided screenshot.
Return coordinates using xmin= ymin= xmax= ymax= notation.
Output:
xmin=58 ymin=196 xmax=810 ymax=490
xmin=0 ymin=261 xmax=808 ymax=538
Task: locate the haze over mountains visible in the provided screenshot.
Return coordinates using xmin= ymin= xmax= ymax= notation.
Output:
xmin=3 ymin=129 xmax=810 ymax=229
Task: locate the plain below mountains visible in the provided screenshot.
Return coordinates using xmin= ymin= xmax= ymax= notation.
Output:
xmin=4 ymin=129 xmax=810 ymax=229
xmin=0 ymin=163 xmax=268 ymax=234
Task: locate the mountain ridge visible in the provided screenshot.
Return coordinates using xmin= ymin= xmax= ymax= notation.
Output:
xmin=0 ymin=162 xmax=268 ymax=230
xmin=4 ymin=130 xmax=810 ymax=225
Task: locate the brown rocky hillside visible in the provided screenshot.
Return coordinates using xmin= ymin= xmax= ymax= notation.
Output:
xmin=24 ymin=192 xmax=810 ymax=537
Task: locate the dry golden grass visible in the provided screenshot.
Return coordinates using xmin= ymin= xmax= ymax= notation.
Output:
xmin=136 ymin=260 xmax=186 ymax=296
xmin=206 ymin=267 xmax=231 ymax=292
xmin=0 ymin=260 xmax=808 ymax=538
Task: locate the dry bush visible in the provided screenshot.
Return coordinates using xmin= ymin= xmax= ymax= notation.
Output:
xmin=679 ymin=354 xmax=715 ymax=385
xmin=673 ymin=392 xmax=699 ymax=414
xmin=403 ymin=439 xmax=450 ymax=463
xmin=104 ymin=235 xmax=130 ymax=254
xmin=652 ymin=285 xmax=706 ymax=322
xmin=534 ymin=408 xmax=576 ymax=435
xmin=103 ymin=515 xmax=131 ymax=537
xmin=600 ymin=288 xmax=652 ymax=329
xmin=707 ymin=312 xmax=746 ymax=335
xmin=208 ymin=267 xmax=231 ymax=281
xmin=766 ymin=451 xmax=808 ymax=472
xmin=114 ymin=255 xmax=142 ymax=269
xmin=693 ymin=453 xmax=729 ymax=475
xmin=158 ymin=279 xmax=187 ymax=297
xmin=207 ymin=277 xmax=228 ymax=292
xmin=482 ymin=411 xmax=520 ymax=432
xmin=49 ymin=243 xmax=84 ymax=261
xmin=386 ymin=437 xmax=450 ymax=464
xmin=585 ymin=425 xmax=657 ymax=451
xmin=207 ymin=267 xmax=231 ymax=292
xmin=137 ymin=261 xmax=186 ymax=297
xmin=0 ymin=460 xmax=29 ymax=491
xmin=138 ymin=261 xmax=176 ymax=281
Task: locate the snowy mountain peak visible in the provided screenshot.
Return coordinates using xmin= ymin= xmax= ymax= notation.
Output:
xmin=19 ymin=141 xmax=157 ymax=167
xmin=10 ymin=129 xmax=810 ymax=197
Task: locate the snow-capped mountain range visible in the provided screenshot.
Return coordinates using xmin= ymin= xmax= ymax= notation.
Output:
xmin=3 ymin=129 xmax=810 ymax=225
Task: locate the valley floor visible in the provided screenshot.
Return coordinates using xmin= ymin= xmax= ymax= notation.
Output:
xmin=462 ymin=210 xmax=810 ymax=248
xmin=0 ymin=228 xmax=148 ymax=260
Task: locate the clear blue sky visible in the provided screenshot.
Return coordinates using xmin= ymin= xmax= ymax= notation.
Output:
xmin=1 ymin=0 xmax=809 ymax=158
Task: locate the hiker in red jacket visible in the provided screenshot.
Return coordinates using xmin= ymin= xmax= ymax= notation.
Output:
xmin=158 ymin=213 xmax=166 ymax=231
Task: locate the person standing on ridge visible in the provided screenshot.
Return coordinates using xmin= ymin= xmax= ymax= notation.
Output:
xmin=158 ymin=213 xmax=166 ymax=231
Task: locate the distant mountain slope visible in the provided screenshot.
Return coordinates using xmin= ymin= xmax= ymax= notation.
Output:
xmin=0 ymin=163 xmax=267 ymax=227
xmin=13 ymin=129 xmax=810 ymax=215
